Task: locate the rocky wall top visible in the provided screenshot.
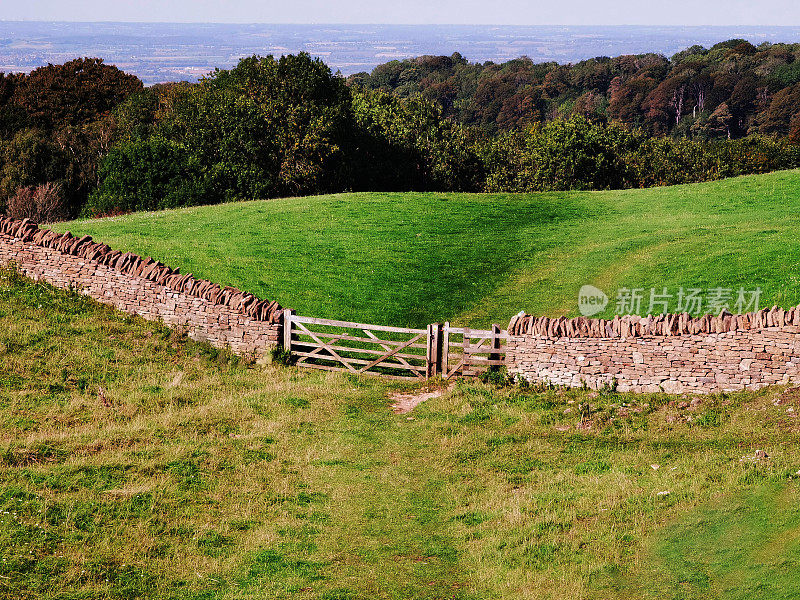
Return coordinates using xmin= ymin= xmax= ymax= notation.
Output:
xmin=507 ymin=305 xmax=800 ymax=339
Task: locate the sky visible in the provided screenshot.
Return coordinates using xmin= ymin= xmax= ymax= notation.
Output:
xmin=1 ymin=0 xmax=799 ymax=26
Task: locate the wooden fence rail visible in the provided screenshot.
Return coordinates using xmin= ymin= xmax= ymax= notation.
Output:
xmin=283 ymin=310 xmax=508 ymax=380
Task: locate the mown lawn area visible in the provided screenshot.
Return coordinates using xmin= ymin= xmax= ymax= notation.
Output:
xmin=56 ymin=169 xmax=800 ymax=328
xmin=2 ymin=269 xmax=800 ymax=599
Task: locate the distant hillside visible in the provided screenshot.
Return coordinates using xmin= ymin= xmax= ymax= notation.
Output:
xmin=349 ymin=40 xmax=800 ymax=138
xmin=57 ymin=169 xmax=800 ymax=328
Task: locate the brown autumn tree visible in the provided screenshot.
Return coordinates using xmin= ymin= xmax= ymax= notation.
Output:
xmin=607 ymin=75 xmax=658 ymax=126
xmin=643 ymin=76 xmax=691 ymax=134
xmin=707 ymin=102 xmax=735 ymax=138
xmin=788 ymin=113 xmax=800 ymax=145
xmin=0 ymin=58 xmax=143 ymax=216
xmin=12 ymin=57 xmax=142 ymax=130
xmin=0 ymin=72 xmax=25 ymax=136
xmin=759 ymin=82 xmax=800 ymax=135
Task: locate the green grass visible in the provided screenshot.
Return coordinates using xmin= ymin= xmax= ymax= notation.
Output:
xmin=56 ymin=169 xmax=800 ymax=328
xmin=3 ymin=268 xmax=800 ymax=599
xmin=629 ymin=484 xmax=800 ymax=599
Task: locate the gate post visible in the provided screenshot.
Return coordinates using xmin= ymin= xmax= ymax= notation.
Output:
xmin=282 ymin=309 xmax=295 ymax=352
xmin=434 ymin=323 xmax=443 ymax=377
xmin=441 ymin=322 xmax=450 ymax=377
xmin=425 ymin=323 xmax=442 ymax=379
xmin=463 ymin=327 xmax=471 ymax=376
xmin=489 ymin=324 xmax=501 ymax=364
xmin=426 ymin=324 xmax=433 ymax=378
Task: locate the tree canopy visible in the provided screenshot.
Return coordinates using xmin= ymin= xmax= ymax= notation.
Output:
xmin=349 ymin=42 xmax=800 ymax=139
xmin=2 ymin=45 xmax=800 ymax=220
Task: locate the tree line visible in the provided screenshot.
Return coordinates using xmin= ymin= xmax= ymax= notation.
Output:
xmin=0 ymin=46 xmax=799 ymax=221
xmin=350 ymin=40 xmax=800 ymax=139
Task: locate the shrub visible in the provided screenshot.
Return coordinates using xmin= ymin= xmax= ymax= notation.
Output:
xmin=479 ymin=365 xmax=514 ymax=387
xmin=270 ymin=346 xmax=297 ymax=366
xmin=5 ymin=181 xmax=68 ymax=222
xmin=483 ymin=116 xmax=639 ymax=192
xmin=84 ymin=137 xmax=205 ymax=216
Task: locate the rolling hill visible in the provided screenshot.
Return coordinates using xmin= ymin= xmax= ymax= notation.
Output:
xmin=56 ymin=169 xmax=800 ymax=328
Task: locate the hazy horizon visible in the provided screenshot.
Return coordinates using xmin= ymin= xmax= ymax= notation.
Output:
xmin=2 ymin=23 xmax=800 ymax=84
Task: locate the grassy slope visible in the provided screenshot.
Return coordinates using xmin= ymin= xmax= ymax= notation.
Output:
xmin=3 ymin=270 xmax=800 ymax=599
xmin=57 ymin=169 xmax=800 ymax=329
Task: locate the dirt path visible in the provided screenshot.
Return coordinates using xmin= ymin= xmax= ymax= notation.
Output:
xmin=389 ymin=385 xmax=452 ymax=414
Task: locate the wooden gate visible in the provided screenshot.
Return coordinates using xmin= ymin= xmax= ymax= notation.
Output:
xmin=441 ymin=322 xmax=508 ymax=379
xmin=283 ymin=311 xmax=507 ymax=380
xmin=283 ymin=311 xmax=431 ymax=380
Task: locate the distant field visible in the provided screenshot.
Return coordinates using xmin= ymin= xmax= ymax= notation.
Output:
xmin=3 ymin=269 xmax=800 ymax=599
xmin=58 ymin=169 xmax=800 ymax=328
xmin=6 ymin=23 xmax=799 ymax=83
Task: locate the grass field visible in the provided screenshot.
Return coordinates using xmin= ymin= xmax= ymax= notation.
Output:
xmin=3 ymin=269 xmax=800 ymax=599
xmin=56 ymin=169 xmax=800 ymax=329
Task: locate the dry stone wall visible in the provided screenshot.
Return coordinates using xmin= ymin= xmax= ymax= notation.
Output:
xmin=3 ymin=212 xmax=800 ymax=393
xmin=0 ymin=217 xmax=283 ymax=358
xmin=507 ymin=310 xmax=800 ymax=393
